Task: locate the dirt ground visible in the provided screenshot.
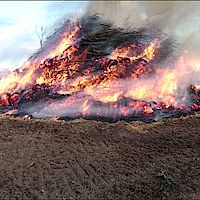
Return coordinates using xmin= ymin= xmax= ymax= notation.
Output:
xmin=0 ymin=113 xmax=200 ymax=200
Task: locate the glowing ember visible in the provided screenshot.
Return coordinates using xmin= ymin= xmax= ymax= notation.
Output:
xmin=0 ymin=16 xmax=199 ymax=122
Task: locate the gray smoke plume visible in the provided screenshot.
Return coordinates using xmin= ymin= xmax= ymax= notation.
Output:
xmin=86 ymin=1 xmax=200 ymax=53
xmin=20 ymin=2 xmax=200 ymax=120
xmin=1 ymin=1 xmax=199 ymax=121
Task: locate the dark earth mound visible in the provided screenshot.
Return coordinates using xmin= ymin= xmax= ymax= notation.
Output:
xmin=0 ymin=113 xmax=200 ymax=200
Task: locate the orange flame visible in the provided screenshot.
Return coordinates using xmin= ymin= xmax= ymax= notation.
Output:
xmin=111 ymin=38 xmax=159 ymax=62
xmin=0 ymin=20 xmax=199 ymax=120
xmin=48 ymin=25 xmax=80 ymax=58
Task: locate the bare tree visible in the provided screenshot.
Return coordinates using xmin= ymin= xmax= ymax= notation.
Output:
xmin=36 ymin=25 xmax=47 ymax=49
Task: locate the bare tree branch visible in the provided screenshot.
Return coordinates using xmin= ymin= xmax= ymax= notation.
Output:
xmin=36 ymin=25 xmax=47 ymax=49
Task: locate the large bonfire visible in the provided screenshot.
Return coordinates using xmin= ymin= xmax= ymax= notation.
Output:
xmin=0 ymin=16 xmax=199 ymax=122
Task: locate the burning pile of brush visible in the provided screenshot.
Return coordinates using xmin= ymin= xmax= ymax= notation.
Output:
xmin=0 ymin=16 xmax=199 ymax=122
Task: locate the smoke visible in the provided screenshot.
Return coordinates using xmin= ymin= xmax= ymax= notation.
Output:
xmin=0 ymin=1 xmax=199 ymax=122
xmin=86 ymin=1 xmax=200 ymax=54
xmin=27 ymin=1 xmax=200 ymax=121
xmin=30 ymin=55 xmax=200 ymax=120
xmin=85 ymin=1 xmax=200 ymax=104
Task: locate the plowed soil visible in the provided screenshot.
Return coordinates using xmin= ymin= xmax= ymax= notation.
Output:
xmin=0 ymin=113 xmax=200 ymax=200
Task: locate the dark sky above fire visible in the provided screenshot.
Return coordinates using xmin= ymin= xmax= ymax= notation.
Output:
xmin=0 ymin=1 xmax=88 ymax=71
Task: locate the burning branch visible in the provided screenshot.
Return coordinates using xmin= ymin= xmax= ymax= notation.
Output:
xmin=0 ymin=16 xmax=199 ymax=122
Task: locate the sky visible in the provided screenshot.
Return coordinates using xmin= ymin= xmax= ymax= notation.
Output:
xmin=0 ymin=1 xmax=88 ymax=71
